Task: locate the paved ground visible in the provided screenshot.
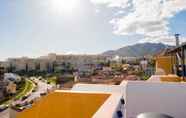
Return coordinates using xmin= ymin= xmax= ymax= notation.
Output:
xmin=0 ymin=109 xmax=9 ymax=118
xmin=23 ymin=79 xmax=53 ymax=103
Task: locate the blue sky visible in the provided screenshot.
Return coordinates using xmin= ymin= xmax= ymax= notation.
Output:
xmin=0 ymin=0 xmax=186 ymax=60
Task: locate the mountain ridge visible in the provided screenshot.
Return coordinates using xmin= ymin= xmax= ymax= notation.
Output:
xmin=102 ymin=43 xmax=173 ymax=57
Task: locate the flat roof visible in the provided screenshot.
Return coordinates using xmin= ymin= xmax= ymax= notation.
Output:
xmin=16 ymin=91 xmax=110 ymax=118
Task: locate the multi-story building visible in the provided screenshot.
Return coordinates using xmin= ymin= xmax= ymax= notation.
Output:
xmin=0 ymin=66 xmax=7 ymax=101
xmin=2 ymin=54 xmax=108 ymax=74
xmin=7 ymin=58 xmax=26 ymax=72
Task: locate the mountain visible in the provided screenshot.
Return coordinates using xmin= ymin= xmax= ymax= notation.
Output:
xmin=102 ymin=43 xmax=172 ymax=57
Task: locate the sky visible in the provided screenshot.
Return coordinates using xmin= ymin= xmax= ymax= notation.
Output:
xmin=0 ymin=0 xmax=186 ymax=60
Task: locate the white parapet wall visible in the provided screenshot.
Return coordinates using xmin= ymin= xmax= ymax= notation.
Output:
xmin=72 ymin=83 xmax=127 ymax=118
xmin=72 ymin=83 xmax=126 ymax=94
xmin=93 ymin=93 xmax=123 ymax=118
xmin=125 ymin=81 xmax=186 ymax=118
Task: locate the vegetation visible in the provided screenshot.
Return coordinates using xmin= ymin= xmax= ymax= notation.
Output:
xmin=136 ymin=70 xmax=150 ymax=81
xmin=0 ymin=96 xmax=11 ymax=106
xmin=15 ymin=79 xmax=34 ymax=100
xmin=56 ymin=75 xmax=74 ymax=85
xmin=0 ymin=78 xmax=25 ymax=105
xmin=111 ymin=63 xmax=123 ymax=71
xmin=12 ymin=62 xmax=76 ymax=78
xmin=47 ymin=76 xmax=57 ymax=85
xmin=0 ymin=78 xmax=34 ymax=105
xmin=142 ymin=75 xmax=150 ymax=80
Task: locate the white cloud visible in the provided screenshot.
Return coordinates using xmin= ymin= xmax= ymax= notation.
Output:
xmin=95 ymin=9 xmax=100 ymax=13
xmin=140 ymin=35 xmax=186 ymax=45
xmin=91 ymin=0 xmax=186 ymax=44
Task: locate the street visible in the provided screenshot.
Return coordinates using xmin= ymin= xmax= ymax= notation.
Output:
xmin=0 ymin=109 xmax=9 ymax=118
xmin=0 ymin=78 xmax=54 ymax=118
xmin=22 ymin=78 xmax=54 ymax=103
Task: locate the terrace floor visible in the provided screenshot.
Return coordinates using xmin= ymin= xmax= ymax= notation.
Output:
xmin=16 ymin=91 xmax=110 ymax=118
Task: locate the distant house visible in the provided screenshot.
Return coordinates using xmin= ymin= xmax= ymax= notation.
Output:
xmin=78 ymin=64 xmax=95 ymax=77
xmin=6 ymin=81 xmax=17 ymax=94
xmin=1 ymin=73 xmax=20 ymax=96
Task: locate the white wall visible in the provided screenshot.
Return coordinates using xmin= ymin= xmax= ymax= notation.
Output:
xmin=72 ymin=84 xmax=127 ymax=118
xmin=72 ymin=84 xmax=126 ymax=94
xmin=125 ymin=81 xmax=186 ymax=118
xmin=93 ymin=93 xmax=123 ymax=118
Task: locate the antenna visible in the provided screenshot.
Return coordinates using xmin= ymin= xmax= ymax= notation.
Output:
xmin=175 ymin=34 xmax=180 ymax=47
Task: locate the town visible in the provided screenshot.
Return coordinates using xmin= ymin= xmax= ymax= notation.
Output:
xmin=0 ymin=0 xmax=186 ymax=118
xmin=0 ymin=53 xmax=154 ymax=113
xmin=0 ymin=38 xmax=186 ymax=118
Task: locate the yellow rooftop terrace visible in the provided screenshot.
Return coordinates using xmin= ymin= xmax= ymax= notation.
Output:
xmin=16 ymin=91 xmax=110 ymax=118
xmin=154 ymin=42 xmax=186 ymax=82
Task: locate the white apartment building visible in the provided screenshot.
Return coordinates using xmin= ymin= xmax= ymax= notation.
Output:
xmin=2 ymin=54 xmax=107 ymax=73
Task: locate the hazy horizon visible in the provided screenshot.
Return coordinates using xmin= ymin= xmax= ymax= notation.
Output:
xmin=0 ymin=0 xmax=186 ymax=60
xmin=0 ymin=42 xmax=172 ymax=61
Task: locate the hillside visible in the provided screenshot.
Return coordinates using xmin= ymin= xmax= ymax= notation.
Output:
xmin=102 ymin=43 xmax=172 ymax=57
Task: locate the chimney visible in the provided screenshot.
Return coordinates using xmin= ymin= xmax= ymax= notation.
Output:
xmin=175 ymin=34 xmax=180 ymax=47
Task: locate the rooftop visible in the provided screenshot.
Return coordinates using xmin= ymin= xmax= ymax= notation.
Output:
xmin=16 ymin=91 xmax=110 ymax=118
